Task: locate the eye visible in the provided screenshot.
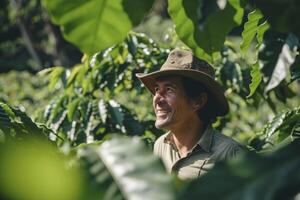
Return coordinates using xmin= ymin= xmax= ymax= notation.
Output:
xmin=154 ymin=86 xmax=159 ymax=93
xmin=166 ymin=87 xmax=174 ymax=93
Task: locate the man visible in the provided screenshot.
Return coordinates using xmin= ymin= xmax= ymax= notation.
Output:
xmin=136 ymin=49 xmax=245 ymax=180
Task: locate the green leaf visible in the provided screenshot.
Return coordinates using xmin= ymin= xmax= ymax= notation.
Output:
xmin=247 ymin=62 xmax=262 ymax=98
xmin=168 ymin=0 xmax=211 ymax=62
xmin=37 ymin=68 xmax=55 ymax=76
xmin=49 ymin=95 xmax=67 ymax=122
xmin=108 ymin=100 xmax=125 ymax=132
xmin=256 ymin=21 xmax=270 ymax=47
xmin=240 ymin=9 xmax=264 ymax=55
xmin=180 ymin=140 xmax=300 ymax=200
xmin=98 ymin=99 xmax=107 ymax=124
xmin=67 ymin=64 xmax=81 ymax=87
xmin=82 ymin=74 xmax=92 ymax=95
xmin=67 ymin=99 xmax=80 ymax=122
xmin=11 ymin=107 xmax=43 ymax=136
xmin=168 ymin=0 xmax=244 ymax=63
xmin=0 ymin=102 xmax=54 ymax=140
xmin=250 ymin=107 xmax=300 ymax=151
xmin=262 ymin=107 xmax=300 ymax=140
xmin=79 ymin=136 xmax=176 ymax=200
xmin=42 ymin=0 xmax=154 ymax=55
xmin=219 ymin=60 xmax=243 ymax=93
xmin=0 ymin=103 xmax=12 ymax=131
xmin=265 ymin=34 xmax=299 ymax=92
xmin=48 ymin=67 xmax=65 ymax=91
xmin=0 ymin=139 xmax=83 ymax=200
xmin=0 ymin=102 xmax=16 ymax=120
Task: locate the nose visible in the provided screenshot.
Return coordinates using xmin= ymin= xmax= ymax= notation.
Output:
xmin=153 ymin=88 xmax=165 ymax=105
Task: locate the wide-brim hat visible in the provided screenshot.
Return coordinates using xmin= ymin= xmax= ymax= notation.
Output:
xmin=136 ymin=49 xmax=229 ymax=116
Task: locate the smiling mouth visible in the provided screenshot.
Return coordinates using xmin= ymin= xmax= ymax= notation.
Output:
xmin=156 ymin=110 xmax=170 ymax=117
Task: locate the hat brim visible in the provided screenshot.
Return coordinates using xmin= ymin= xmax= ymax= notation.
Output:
xmin=136 ymin=69 xmax=229 ymax=116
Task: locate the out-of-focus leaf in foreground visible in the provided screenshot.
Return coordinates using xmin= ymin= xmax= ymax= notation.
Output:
xmin=180 ymin=140 xmax=300 ymax=200
xmin=0 ymin=138 xmax=83 ymax=200
xmin=78 ymin=136 xmax=176 ymax=200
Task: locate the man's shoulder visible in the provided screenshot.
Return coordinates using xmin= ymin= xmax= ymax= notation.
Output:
xmin=210 ymin=129 xmax=246 ymax=160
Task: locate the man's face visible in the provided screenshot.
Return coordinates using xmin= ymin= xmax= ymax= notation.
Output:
xmin=152 ymin=76 xmax=197 ymax=130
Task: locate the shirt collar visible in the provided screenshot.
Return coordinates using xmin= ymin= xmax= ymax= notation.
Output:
xmin=163 ymin=125 xmax=214 ymax=153
xmin=195 ymin=125 xmax=214 ymax=153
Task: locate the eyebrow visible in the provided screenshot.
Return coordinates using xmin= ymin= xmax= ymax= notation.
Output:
xmin=154 ymin=82 xmax=178 ymax=88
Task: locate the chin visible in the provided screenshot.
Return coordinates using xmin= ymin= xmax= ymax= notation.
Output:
xmin=155 ymin=119 xmax=171 ymax=130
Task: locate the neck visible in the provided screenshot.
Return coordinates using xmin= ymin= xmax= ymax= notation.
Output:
xmin=170 ymin=117 xmax=205 ymax=157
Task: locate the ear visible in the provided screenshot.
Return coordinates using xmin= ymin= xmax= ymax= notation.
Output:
xmin=192 ymin=93 xmax=207 ymax=112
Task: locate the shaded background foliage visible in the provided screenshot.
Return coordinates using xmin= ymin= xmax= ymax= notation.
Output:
xmin=0 ymin=0 xmax=300 ymax=199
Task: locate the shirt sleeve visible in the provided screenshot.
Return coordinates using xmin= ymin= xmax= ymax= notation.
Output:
xmin=224 ymin=144 xmax=247 ymax=159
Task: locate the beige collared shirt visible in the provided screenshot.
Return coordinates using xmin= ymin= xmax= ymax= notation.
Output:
xmin=153 ymin=126 xmax=245 ymax=180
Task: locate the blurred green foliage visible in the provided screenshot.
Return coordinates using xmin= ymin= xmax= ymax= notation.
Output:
xmin=0 ymin=71 xmax=58 ymax=117
xmin=0 ymin=138 xmax=84 ymax=200
xmin=0 ymin=0 xmax=81 ymax=72
xmin=0 ymin=0 xmax=300 ymax=199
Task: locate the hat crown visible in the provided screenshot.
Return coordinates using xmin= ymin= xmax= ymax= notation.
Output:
xmin=161 ymin=49 xmax=215 ymax=79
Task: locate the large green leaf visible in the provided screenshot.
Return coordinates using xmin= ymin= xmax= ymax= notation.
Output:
xmin=0 ymin=138 xmax=83 ymax=200
xmin=240 ymin=9 xmax=269 ymax=98
xmin=0 ymin=102 xmax=54 ymax=140
xmin=240 ymin=9 xmax=264 ymax=55
xmin=42 ymin=0 xmax=154 ymax=55
xmin=256 ymin=21 xmax=270 ymax=47
xmin=265 ymin=34 xmax=299 ymax=92
xmin=79 ymin=136 xmax=176 ymax=200
xmin=168 ymin=0 xmax=244 ymax=63
xmin=179 ymin=140 xmax=300 ymax=200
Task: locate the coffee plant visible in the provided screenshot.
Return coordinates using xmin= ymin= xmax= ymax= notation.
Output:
xmin=1 ymin=0 xmax=300 ymax=199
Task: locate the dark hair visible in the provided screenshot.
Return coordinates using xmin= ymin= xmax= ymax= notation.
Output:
xmin=182 ymin=77 xmax=217 ymax=124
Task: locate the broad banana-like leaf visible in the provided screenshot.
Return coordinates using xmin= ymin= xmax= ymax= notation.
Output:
xmin=168 ymin=0 xmax=244 ymax=63
xmin=78 ymin=136 xmax=176 ymax=200
xmin=42 ymin=0 xmax=154 ymax=55
xmin=180 ymin=140 xmax=300 ymax=200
